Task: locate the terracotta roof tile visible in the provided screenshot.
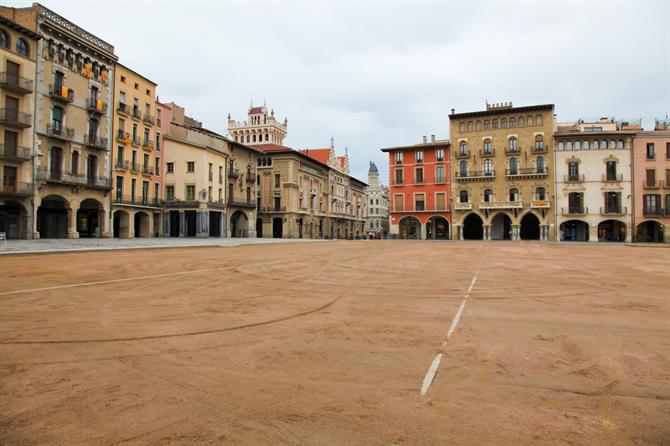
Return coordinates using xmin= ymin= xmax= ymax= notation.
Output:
xmin=256 ymin=143 xmax=294 ymax=153
xmin=300 ymin=148 xmax=332 ymax=164
xmin=249 ymin=107 xmax=264 ymax=114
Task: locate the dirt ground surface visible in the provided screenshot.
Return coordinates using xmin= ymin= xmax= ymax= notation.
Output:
xmin=0 ymin=241 xmax=669 ymax=445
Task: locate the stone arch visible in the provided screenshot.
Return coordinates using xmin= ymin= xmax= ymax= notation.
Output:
xmin=636 ymin=220 xmax=664 ymax=243
xmin=113 ymin=210 xmax=130 ymax=238
xmin=598 ymin=219 xmax=626 ymax=242
xmin=462 ymin=212 xmax=484 ymax=240
xmin=399 ymin=216 xmax=421 ymax=239
xmin=77 ymin=198 xmax=104 ymax=238
xmin=134 ymin=211 xmax=151 ymax=238
xmin=37 ymin=194 xmax=70 ymax=238
xmin=426 ymin=215 xmax=449 ymax=240
xmin=0 ymin=200 xmax=29 ymax=239
xmin=559 ymin=219 xmax=589 ymax=242
xmin=230 ymin=210 xmax=249 ymax=237
xmin=520 ymin=212 xmax=541 ymax=240
xmin=489 ymin=211 xmax=513 ymax=240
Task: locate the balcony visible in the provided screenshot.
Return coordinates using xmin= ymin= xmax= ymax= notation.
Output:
xmin=114 ymin=160 xmax=129 ymax=171
xmin=131 ymin=135 xmax=141 ymax=147
xmin=49 ymin=84 xmax=74 ymax=103
xmin=246 ymin=172 xmax=257 ymax=183
xmin=643 ymin=207 xmax=665 ymax=217
xmin=259 ymin=205 xmax=287 ymax=213
xmin=0 ymin=108 xmax=32 ymax=128
xmin=0 ymin=181 xmax=32 ymax=196
xmin=0 ymin=72 xmax=33 ymax=94
xmin=130 ymin=162 xmax=141 ymax=173
xmin=163 ymin=197 xmax=200 ymax=208
xmin=131 ymin=107 xmax=142 ymax=120
xmin=530 ymin=199 xmax=551 ymax=209
xmin=113 ymin=194 xmax=162 ymax=208
xmin=142 ymin=139 xmax=153 ymax=151
xmin=601 ymin=206 xmax=627 ymax=216
xmin=454 ymin=202 xmax=472 ymax=210
xmin=143 ymin=113 xmax=155 ymax=126
xmin=455 ymin=170 xmax=495 ymax=181
xmin=564 ymin=174 xmax=584 ymax=183
xmin=480 ymin=200 xmax=523 ymax=210
xmin=0 ymin=144 xmax=31 ymax=162
xmin=480 ymin=148 xmax=495 ymax=158
xmin=531 ymin=144 xmax=547 ymax=154
xmin=35 ymin=167 xmax=111 ymax=190
xmin=602 ymin=173 xmax=623 ymax=182
xmin=84 ymin=135 xmax=108 ymax=150
xmin=116 ymin=130 xmax=129 ymax=143
xmin=117 ymin=102 xmax=130 ymax=115
xmin=561 ymin=207 xmax=587 ymax=215
xmin=455 ymin=150 xmax=470 ymax=159
xmin=228 ymin=168 xmax=240 ymax=179
xmin=87 ymin=98 xmax=107 ymax=114
xmin=207 ymin=199 xmax=226 ymax=210
xmin=505 ymin=147 xmax=521 ymax=155
xmin=228 ymin=199 xmax=256 ymax=209
xmin=505 ymin=167 xmax=548 ymax=178
xmin=141 ymin=164 xmax=154 ymax=176
xmin=643 ymin=180 xmax=661 ymax=189
xmin=46 ymin=123 xmax=75 ymax=141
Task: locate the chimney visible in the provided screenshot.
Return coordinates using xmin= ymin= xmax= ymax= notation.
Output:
xmin=451 ymin=108 xmax=455 ymax=114
xmin=431 ymin=135 xmax=435 ymax=143
xmin=422 ymin=136 xmax=427 ymax=144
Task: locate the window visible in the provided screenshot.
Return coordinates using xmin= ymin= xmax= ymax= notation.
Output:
xmin=0 ymin=30 xmax=8 ymax=49
xmin=459 ymin=160 xmax=468 ymax=177
xmin=16 ymin=38 xmax=29 ymax=56
xmin=484 ymin=138 xmax=493 ymax=153
xmin=415 ymin=194 xmax=425 ymax=211
xmin=395 ymin=152 xmax=403 ymax=164
xmin=606 ymin=161 xmax=618 ymax=181
xmin=568 ymin=192 xmax=583 ymax=213
xmin=459 ymin=123 xmax=465 ymax=133
xmin=527 ymin=115 xmax=534 ymax=126
xmin=535 ymin=187 xmax=546 ymax=201
xmin=518 ymin=117 xmax=525 ymax=127
xmin=609 ymin=140 xmax=616 ymax=149
xmin=436 ymin=192 xmax=446 ymax=210
xmin=395 ymin=168 xmax=404 ymax=185
xmin=605 ymin=192 xmax=621 ymax=213
xmin=71 ymin=150 xmax=79 ymax=175
xmin=666 ymin=143 xmax=670 ymax=159
xmin=394 ymin=194 xmax=404 ymax=212
xmin=415 ymin=167 xmax=424 ymax=184
xmin=459 ymin=141 xmax=468 ymax=155
xmin=583 ymin=141 xmax=590 ymax=150
xmin=186 ymin=185 xmax=196 ymax=200
xmin=557 ymin=142 xmax=564 ymax=151
xmin=509 ymin=118 xmax=516 ymax=128
xmin=483 ymin=120 xmax=490 ymax=130
xmin=501 ymin=118 xmax=507 ymax=128
xmin=509 ymin=157 xmax=518 ymax=175
xmin=166 ymin=162 xmax=174 ymax=173
xmin=666 ymin=169 xmax=670 ymax=185
xmin=492 ymin=119 xmax=498 ymax=129
xmin=535 ymin=115 xmax=543 ymax=125
xmin=484 ymin=159 xmax=493 ymax=175
xmin=643 ymin=194 xmax=661 ymax=213
xmin=115 ymin=176 xmax=123 ymax=199
xmin=166 ymin=185 xmax=175 ymax=200
xmin=459 ymin=190 xmax=469 ymax=203
xmin=155 ymin=133 xmax=161 ymax=151
xmin=507 ymin=137 xmax=517 ymax=152
xmin=155 ymin=157 xmax=160 ymax=176
xmin=436 ymin=148 xmax=444 ymax=161
xmin=273 ymin=196 xmax=281 ymax=211
xmin=536 ymin=156 xmax=545 ymax=173
xmin=475 ymin=121 xmax=482 ymax=131
xmin=646 ymin=169 xmax=656 ymax=186
xmin=509 ymin=188 xmax=519 ymax=201
xmin=483 ymin=189 xmax=493 ymax=202
xmin=617 ymin=140 xmax=624 ymax=149
xmin=274 ymin=173 xmax=280 ymax=187
xmin=568 ymin=161 xmax=579 ymax=180
xmin=567 ymin=142 xmax=573 ymax=151
xmin=647 ymin=143 xmax=655 ymax=159
xmin=467 ymin=122 xmax=473 ymax=131
xmin=52 ymin=106 xmax=63 ymax=128
xmin=535 ymin=135 xmax=544 ymax=150
xmin=187 ymin=161 xmax=195 ymax=172
xmin=574 ymin=141 xmax=581 ymax=150
xmin=416 ymin=150 xmax=423 ymax=163
xmin=435 ymin=165 xmax=445 ymax=183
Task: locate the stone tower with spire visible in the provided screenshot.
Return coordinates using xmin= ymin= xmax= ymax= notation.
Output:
xmin=365 ymin=161 xmax=389 ymax=237
xmin=228 ymin=103 xmax=288 ymax=146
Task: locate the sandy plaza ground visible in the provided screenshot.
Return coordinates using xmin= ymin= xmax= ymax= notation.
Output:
xmin=0 ymin=241 xmax=669 ymax=445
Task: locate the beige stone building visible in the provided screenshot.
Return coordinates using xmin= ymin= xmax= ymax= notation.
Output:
xmin=111 ymin=64 xmax=161 ymax=238
xmin=0 ymin=14 xmax=38 ymax=239
xmin=449 ymin=102 xmax=556 ymax=241
xmin=228 ymin=103 xmax=287 ymax=146
xmin=1 ymin=4 xmax=118 ymax=238
xmin=163 ymin=102 xmax=259 ymax=238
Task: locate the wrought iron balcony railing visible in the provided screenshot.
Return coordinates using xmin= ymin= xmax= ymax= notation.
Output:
xmin=0 ymin=72 xmax=33 ymax=94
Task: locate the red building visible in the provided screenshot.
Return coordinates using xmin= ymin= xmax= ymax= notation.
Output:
xmin=381 ymin=136 xmax=451 ymax=239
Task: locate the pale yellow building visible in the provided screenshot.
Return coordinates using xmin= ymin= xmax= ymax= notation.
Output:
xmin=0 ymin=14 xmax=38 ymax=239
xmin=111 ymin=64 xmax=161 ymax=238
xmin=449 ymin=102 xmax=556 ymax=241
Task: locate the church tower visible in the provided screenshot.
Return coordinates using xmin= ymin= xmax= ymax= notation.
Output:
xmin=228 ymin=103 xmax=288 ymax=146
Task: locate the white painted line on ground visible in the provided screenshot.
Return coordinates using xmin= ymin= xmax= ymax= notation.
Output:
xmin=420 ymin=353 xmax=443 ymax=396
xmin=0 ymin=268 xmax=220 ymax=296
xmin=446 ymin=298 xmax=468 ymax=339
xmin=467 ymin=276 xmax=477 ymax=294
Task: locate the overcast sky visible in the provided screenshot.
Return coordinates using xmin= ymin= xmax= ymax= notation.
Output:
xmin=11 ymin=1 xmax=670 ymax=182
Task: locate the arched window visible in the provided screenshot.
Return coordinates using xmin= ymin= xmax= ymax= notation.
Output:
xmin=509 ymin=118 xmax=516 ymax=128
xmin=246 ymin=135 xmax=250 ymax=143
xmin=265 ymin=133 xmax=269 ymax=141
xmin=467 ymin=121 xmax=474 ymax=132
xmin=535 ymin=115 xmax=543 ymax=125
xmin=492 ymin=119 xmax=499 ymax=129
xmin=508 ymin=136 xmax=517 ymax=151
xmin=617 ymin=139 xmax=624 ymax=149
xmin=509 ymin=157 xmax=518 ymax=174
xmin=483 ymin=138 xmax=492 ymax=153
xmin=566 ymin=141 xmax=573 ymax=150
xmin=509 ymin=188 xmax=519 ymax=201
xmin=483 ymin=120 xmax=490 ymax=129
xmin=459 ymin=190 xmax=469 ymax=203
xmin=475 ymin=121 xmax=482 ymax=131
xmin=609 ymin=140 xmax=616 ymax=149
xmin=527 ymin=115 xmax=534 ymax=126
xmin=71 ymin=150 xmax=79 ymax=175
xmin=601 ymin=140 xmax=607 ymax=150
xmin=501 ymin=118 xmax=507 ymax=128
xmin=459 ymin=123 xmax=465 ymax=133
xmin=574 ymin=141 xmax=581 ymax=150
xmin=518 ymin=117 xmax=525 ymax=127
xmin=459 ymin=141 xmax=468 ymax=155
xmin=583 ymin=141 xmax=590 ymax=150
xmin=252 ymin=134 xmax=256 ymax=142
xmin=535 ymin=187 xmax=546 ymax=200
xmin=257 ymin=158 xmax=262 ymax=166
xmin=0 ymin=30 xmax=9 ymax=49
xmin=557 ymin=141 xmax=564 ymax=151
xmin=16 ymin=38 xmax=28 ymax=56
xmin=483 ymin=159 xmax=493 ymax=175
xmin=484 ymin=189 xmax=493 ymax=202
xmin=534 ymin=135 xmax=544 ymax=151
xmin=536 ymin=156 xmax=545 ymax=173
xmin=459 ymin=160 xmax=468 ymax=176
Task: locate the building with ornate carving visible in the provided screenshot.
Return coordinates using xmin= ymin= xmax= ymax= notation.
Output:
xmin=382 ymin=136 xmax=451 ymax=239
xmin=110 ymin=64 xmax=162 ymax=238
xmin=228 ymin=103 xmax=287 ymax=147
xmin=0 ymin=14 xmax=39 ymax=239
xmin=449 ymin=103 xmax=555 ymax=241
xmin=0 ymin=4 xmax=117 ymax=239
xmin=364 ymin=161 xmax=389 ymax=238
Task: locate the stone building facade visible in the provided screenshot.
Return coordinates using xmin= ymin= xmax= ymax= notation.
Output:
xmin=630 ymin=121 xmax=670 ymax=243
xmin=364 ymin=161 xmax=389 ymax=238
xmin=111 ymin=64 xmax=162 ymax=238
xmin=382 ymin=136 xmax=451 ymax=239
xmin=228 ymin=104 xmax=287 ymax=147
xmin=449 ymin=103 xmax=556 ymax=241
xmin=1 ymin=4 xmax=118 ymax=239
xmin=0 ymin=14 xmax=38 ymax=239
xmin=554 ymin=118 xmax=634 ymax=242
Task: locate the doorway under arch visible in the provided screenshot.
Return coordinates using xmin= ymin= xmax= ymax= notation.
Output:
xmin=490 ymin=213 xmax=512 ymax=240
xmin=560 ymin=220 xmax=589 ymax=241
xmin=134 ymin=211 xmax=150 ymax=238
xmin=230 ymin=210 xmax=248 ymax=237
xmin=598 ymin=220 xmax=626 ymax=242
xmin=113 ymin=210 xmax=130 ymax=238
xmin=520 ymin=213 xmax=541 ymax=240
xmin=636 ymin=220 xmax=663 ymax=243
xmin=399 ymin=216 xmax=421 ymax=239
xmin=37 ymin=195 xmax=69 ymax=238
xmin=426 ymin=216 xmax=449 ymax=240
xmin=77 ymin=199 xmax=103 ymax=238
xmin=0 ymin=200 xmax=27 ymax=239
xmin=462 ymin=213 xmax=484 ymax=240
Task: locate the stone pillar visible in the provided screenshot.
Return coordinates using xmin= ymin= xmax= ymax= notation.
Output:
xmin=164 ymin=212 xmax=170 ymax=237
xmin=101 ymin=208 xmax=112 ymax=238
xmin=196 ymin=211 xmax=209 ymax=238
xmin=456 ymin=224 xmax=463 ymax=240
xmin=67 ymin=207 xmax=79 ymax=239
xmin=483 ymin=224 xmax=491 ymax=241
xmin=179 ymin=211 xmax=185 ymax=237
xmin=220 ymin=212 xmax=226 ymax=238
xmin=511 ymin=224 xmax=520 ymax=240
xmin=127 ymin=211 xmax=135 ymax=239
xmin=589 ymin=222 xmax=599 ymax=242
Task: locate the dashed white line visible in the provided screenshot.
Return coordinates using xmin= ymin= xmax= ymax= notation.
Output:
xmin=420 ymin=353 xmax=443 ymax=396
